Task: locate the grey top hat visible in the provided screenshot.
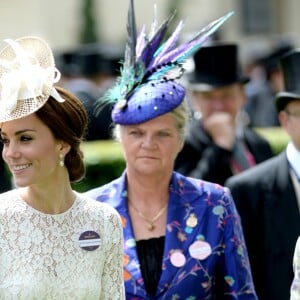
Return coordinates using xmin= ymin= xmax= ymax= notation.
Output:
xmin=275 ymin=49 xmax=300 ymax=112
xmin=187 ymin=43 xmax=249 ymax=91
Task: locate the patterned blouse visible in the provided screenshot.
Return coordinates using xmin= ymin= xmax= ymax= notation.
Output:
xmin=87 ymin=171 xmax=258 ymax=299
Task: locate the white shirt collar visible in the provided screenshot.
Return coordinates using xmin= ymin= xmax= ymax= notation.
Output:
xmin=286 ymin=142 xmax=300 ymax=179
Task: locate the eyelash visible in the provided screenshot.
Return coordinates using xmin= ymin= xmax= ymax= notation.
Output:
xmin=0 ymin=138 xmax=7 ymax=145
xmin=20 ymin=136 xmax=33 ymax=142
xmin=129 ymin=131 xmax=171 ymax=137
xmin=0 ymin=136 xmax=33 ymax=145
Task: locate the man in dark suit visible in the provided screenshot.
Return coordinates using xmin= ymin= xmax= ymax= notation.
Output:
xmin=60 ymin=44 xmax=122 ymax=141
xmin=225 ymin=49 xmax=300 ymax=300
xmin=175 ymin=43 xmax=273 ymax=185
xmin=245 ymin=39 xmax=293 ymax=127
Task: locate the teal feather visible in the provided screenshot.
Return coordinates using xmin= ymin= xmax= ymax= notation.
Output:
xmin=95 ymin=1 xmax=234 ymax=115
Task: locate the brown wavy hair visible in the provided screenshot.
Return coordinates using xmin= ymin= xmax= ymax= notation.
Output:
xmin=35 ymin=86 xmax=88 ymax=182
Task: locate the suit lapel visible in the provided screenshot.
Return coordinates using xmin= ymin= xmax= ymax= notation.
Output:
xmin=264 ymin=153 xmax=300 ymax=258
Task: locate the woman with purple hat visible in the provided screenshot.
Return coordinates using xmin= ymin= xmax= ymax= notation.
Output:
xmin=0 ymin=36 xmax=124 ymax=298
xmin=87 ymin=1 xmax=257 ymax=299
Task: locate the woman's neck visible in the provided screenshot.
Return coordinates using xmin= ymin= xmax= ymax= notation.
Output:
xmin=126 ymin=172 xmax=170 ymax=207
xmin=18 ymin=180 xmax=75 ymax=214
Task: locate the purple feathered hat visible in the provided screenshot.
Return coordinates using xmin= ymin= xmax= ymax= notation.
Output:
xmin=98 ymin=0 xmax=233 ymax=125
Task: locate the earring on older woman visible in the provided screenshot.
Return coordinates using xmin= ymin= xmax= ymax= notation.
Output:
xmin=59 ymin=153 xmax=65 ymax=167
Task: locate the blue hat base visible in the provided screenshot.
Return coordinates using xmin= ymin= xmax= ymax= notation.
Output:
xmin=112 ymin=81 xmax=185 ymax=125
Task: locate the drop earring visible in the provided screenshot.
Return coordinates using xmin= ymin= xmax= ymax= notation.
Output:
xmin=59 ymin=153 xmax=65 ymax=167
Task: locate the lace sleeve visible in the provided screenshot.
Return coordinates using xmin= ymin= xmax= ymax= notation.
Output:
xmin=291 ymin=237 xmax=300 ymax=300
xmin=100 ymin=205 xmax=125 ymax=300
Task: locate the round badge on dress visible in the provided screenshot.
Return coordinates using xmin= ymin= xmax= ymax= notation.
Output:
xmin=186 ymin=213 xmax=198 ymax=228
xmin=189 ymin=240 xmax=212 ymax=260
xmin=78 ymin=230 xmax=101 ymax=251
xmin=170 ymin=250 xmax=186 ymax=267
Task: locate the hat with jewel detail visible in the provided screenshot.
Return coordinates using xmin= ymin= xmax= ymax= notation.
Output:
xmin=96 ymin=0 xmax=234 ymax=125
xmin=0 ymin=36 xmax=64 ymax=122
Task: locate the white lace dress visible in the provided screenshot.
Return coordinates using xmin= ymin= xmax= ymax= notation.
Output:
xmin=0 ymin=190 xmax=125 ymax=300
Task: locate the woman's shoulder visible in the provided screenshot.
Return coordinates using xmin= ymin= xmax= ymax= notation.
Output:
xmin=0 ymin=189 xmax=19 ymax=204
xmin=75 ymin=192 xmax=121 ymax=219
xmin=85 ymin=175 xmax=124 ymax=200
xmin=173 ymin=172 xmax=233 ymax=208
xmin=171 ymin=174 xmax=238 ymax=232
xmin=0 ymin=189 xmax=25 ymax=216
xmin=174 ymin=171 xmax=227 ymax=195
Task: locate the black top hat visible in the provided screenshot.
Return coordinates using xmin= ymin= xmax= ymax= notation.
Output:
xmin=75 ymin=43 xmax=123 ymax=77
xmin=258 ymin=42 xmax=294 ymax=77
xmin=187 ymin=43 xmax=249 ymax=91
xmin=275 ymin=49 xmax=300 ymax=112
xmin=75 ymin=44 xmax=105 ymax=77
xmin=55 ymin=50 xmax=80 ymax=77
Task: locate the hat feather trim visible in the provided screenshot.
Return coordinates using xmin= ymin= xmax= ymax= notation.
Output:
xmin=95 ymin=0 xmax=233 ymax=114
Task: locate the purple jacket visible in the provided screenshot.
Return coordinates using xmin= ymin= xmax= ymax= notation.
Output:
xmin=86 ymin=171 xmax=257 ymax=300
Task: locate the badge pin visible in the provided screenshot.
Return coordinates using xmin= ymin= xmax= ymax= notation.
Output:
xmin=186 ymin=213 xmax=198 ymax=228
xmin=170 ymin=250 xmax=186 ymax=267
xmin=78 ymin=230 xmax=101 ymax=251
xmin=189 ymin=240 xmax=212 ymax=260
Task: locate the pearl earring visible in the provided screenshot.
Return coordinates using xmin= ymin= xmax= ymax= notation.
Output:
xmin=59 ymin=154 xmax=65 ymax=167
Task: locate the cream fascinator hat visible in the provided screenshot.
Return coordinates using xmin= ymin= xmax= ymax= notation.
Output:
xmin=0 ymin=36 xmax=64 ymax=122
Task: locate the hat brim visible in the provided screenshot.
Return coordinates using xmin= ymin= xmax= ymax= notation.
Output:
xmin=186 ymin=76 xmax=249 ymax=92
xmin=0 ymin=36 xmax=56 ymax=122
xmin=112 ymin=81 xmax=185 ymax=125
xmin=275 ymin=91 xmax=300 ymax=112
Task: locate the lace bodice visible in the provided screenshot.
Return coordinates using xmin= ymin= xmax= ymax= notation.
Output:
xmin=0 ymin=190 xmax=125 ymax=300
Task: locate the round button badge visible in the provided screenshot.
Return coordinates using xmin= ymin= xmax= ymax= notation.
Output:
xmin=189 ymin=240 xmax=212 ymax=260
xmin=170 ymin=250 xmax=186 ymax=267
xmin=78 ymin=230 xmax=101 ymax=251
xmin=186 ymin=213 xmax=198 ymax=228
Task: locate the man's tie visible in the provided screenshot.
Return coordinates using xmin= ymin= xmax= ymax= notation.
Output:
xmin=230 ymin=139 xmax=256 ymax=174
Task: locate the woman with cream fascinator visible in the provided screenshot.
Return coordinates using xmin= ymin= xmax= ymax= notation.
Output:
xmin=0 ymin=36 xmax=125 ymax=299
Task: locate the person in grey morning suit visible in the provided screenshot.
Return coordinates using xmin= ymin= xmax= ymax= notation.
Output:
xmin=174 ymin=43 xmax=273 ymax=186
xmin=225 ymin=49 xmax=300 ymax=300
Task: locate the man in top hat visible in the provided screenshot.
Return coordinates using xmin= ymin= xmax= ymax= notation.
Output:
xmin=175 ymin=42 xmax=273 ymax=185
xmin=62 ymin=43 xmax=122 ymax=140
xmin=244 ymin=38 xmax=294 ymax=127
xmin=225 ymin=49 xmax=300 ymax=300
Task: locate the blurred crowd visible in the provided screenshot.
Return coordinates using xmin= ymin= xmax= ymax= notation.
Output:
xmin=0 ymin=35 xmax=296 ymax=190
xmin=0 ymin=11 xmax=299 ymax=300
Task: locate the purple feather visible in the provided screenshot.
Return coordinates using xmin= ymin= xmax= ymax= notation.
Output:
xmin=149 ymin=20 xmax=184 ymax=69
xmin=139 ymin=12 xmax=175 ymax=67
xmin=136 ymin=26 xmax=146 ymax=58
xmin=150 ymin=11 xmax=234 ymax=68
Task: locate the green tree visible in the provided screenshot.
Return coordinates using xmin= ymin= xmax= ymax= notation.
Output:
xmin=80 ymin=0 xmax=99 ymax=43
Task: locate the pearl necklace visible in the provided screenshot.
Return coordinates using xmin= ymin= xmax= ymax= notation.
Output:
xmin=129 ymin=201 xmax=168 ymax=231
